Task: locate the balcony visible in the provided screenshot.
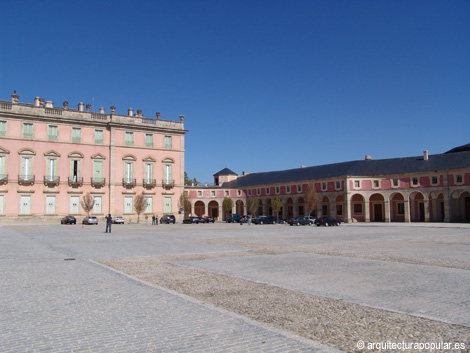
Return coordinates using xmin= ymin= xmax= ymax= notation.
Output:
xmin=68 ymin=176 xmax=83 ymax=187
xmin=18 ymin=175 xmax=35 ymax=186
xmin=91 ymin=177 xmax=106 ymax=188
xmin=0 ymin=174 xmax=7 ymax=185
xmin=143 ymin=178 xmax=156 ymax=189
xmin=162 ymin=179 xmax=175 ymax=190
xmin=122 ymin=178 xmax=136 ymax=188
xmin=44 ymin=176 xmax=60 ymax=187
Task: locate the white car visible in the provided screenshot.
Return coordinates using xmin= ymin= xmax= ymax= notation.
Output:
xmin=112 ymin=216 xmax=125 ymax=224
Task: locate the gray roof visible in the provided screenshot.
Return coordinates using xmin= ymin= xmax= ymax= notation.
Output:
xmin=223 ymin=150 xmax=470 ymax=188
xmin=213 ymin=168 xmax=238 ymax=176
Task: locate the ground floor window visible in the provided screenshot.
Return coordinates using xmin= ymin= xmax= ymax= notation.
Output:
xmin=124 ymin=196 xmax=133 ymax=214
xmin=45 ymin=196 xmax=56 ymax=215
xmin=20 ymin=195 xmax=31 ymax=215
xmin=70 ymin=196 xmax=80 ymax=214
xmin=164 ymin=197 xmax=172 ymax=214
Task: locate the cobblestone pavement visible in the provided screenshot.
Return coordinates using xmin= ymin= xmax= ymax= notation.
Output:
xmin=1 ymin=222 xmax=470 ymax=352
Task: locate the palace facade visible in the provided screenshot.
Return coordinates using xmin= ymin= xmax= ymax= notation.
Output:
xmin=186 ymin=147 xmax=470 ymax=223
xmin=0 ymin=93 xmax=186 ymax=222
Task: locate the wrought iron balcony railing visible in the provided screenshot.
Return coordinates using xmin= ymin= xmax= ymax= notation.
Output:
xmin=143 ymin=179 xmax=156 ymax=188
xmin=68 ymin=176 xmax=83 ymax=187
xmin=44 ymin=176 xmax=60 ymax=187
xmin=18 ymin=175 xmax=35 ymax=186
xmin=91 ymin=177 xmax=106 ymax=188
xmin=162 ymin=179 xmax=175 ymax=189
xmin=0 ymin=174 xmax=7 ymax=185
xmin=122 ymin=178 xmax=136 ymax=188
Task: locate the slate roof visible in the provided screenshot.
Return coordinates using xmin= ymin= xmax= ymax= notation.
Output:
xmin=213 ymin=168 xmax=238 ymax=176
xmin=223 ymin=150 xmax=470 ymax=188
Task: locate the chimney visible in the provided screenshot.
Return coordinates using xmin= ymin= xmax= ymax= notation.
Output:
xmin=39 ymin=98 xmax=45 ymax=107
xmin=365 ymin=155 xmax=372 ymax=160
xmin=243 ymin=171 xmax=251 ymax=176
xmin=86 ymin=104 xmax=91 ymax=112
xmin=11 ymin=91 xmax=19 ymax=104
xmin=179 ymin=115 xmax=184 ymax=122
xmin=78 ymin=102 xmax=84 ymax=111
xmin=63 ymin=101 xmax=68 ymax=109
xmin=136 ymin=109 xmax=142 ymax=117
xmin=34 ymin=97 xmax=41 ymax=107
xmin=45 ymin=100 xmax=53 ymax=108
xmin=424 ymin=150 xmax=429 ymax=161
xmin=110 ymin=106 xmax=116 ymax=114
xmin=156 ymin=112 xmax=161 ymax=120
xmin=128 ymin=108 xmax=134 ymax=117
xmin=99 ymin=107 xmax=105 ymax=114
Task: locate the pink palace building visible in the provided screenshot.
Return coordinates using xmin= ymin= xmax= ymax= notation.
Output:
xmin=0 ymin=93 xmax=186 ymax=223
xmin=186 ymin=148 xmax=470 ymax=223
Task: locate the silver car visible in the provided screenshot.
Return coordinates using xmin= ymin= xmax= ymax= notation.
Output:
xmin=82 ymin=216 xmax=98 ymax=225
xmin=112 ymin=216 xmax=125 ymax=224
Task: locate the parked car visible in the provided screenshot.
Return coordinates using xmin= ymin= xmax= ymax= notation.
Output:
xmin=183 ymin=216 xmax=200 ymax=224
xmin=82 ymin=216 xmax=98 ymax=225
xmin=160 ymin=215 xmax=176 ymax=224
xmin=252 ymin=216 xmax=278 ymax=224
xmin=239 ymin=215 xmax=249 ymax=223
xmin=203 ymin=216 xmax=215 ymax=223
xmin=226 ymin=214 xmax=241 ymax=223
xmin=61 ymin=216 xmax=76 ymax=225
xmin=314 ymin=216 xmax=341 ymax=226
xmin=112 ymin=216 xmax=125 ymax=224
xmin=288 ymin=216 xmax=314 ymax=226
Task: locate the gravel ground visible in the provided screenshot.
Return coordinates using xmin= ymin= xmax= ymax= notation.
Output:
xmin=99 ymin=249 xmax=470 ymax=353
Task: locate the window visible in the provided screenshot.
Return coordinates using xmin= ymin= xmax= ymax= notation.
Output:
xmin=353 ymin=203 xmax=363 ymax=215
xmin=48 ymin=125 xmax=58 ymax=141
xmin=23 ymin=123 xmax=33 ymax=139
xmin=125 ymin=132 xmax=134 ymax=146
xmin=248 ymin=189 xmax=252 ymax=196
xmin=94 ymin=129 xmax=104 ymax=144
xmin=321 ymin=182 xmax=327 ymax=191
xmin=145 ymin=134 xmax=153 ymax=148
xmin=276 ymin=186 xmax=280 ymax=194
xmin=163 ymin=163 xmax=172 ymax=185
xmin=164 ymin=135 xmax=172 ymax=149
xmin=21 ymin=156 xmax=33 ymax=181
xmin=225 ymin=191 xmax=229 ymax=196
xmin=412 ymin=177 xmax=419 ymax=186
xmin=124 ymin=196 xmax=133 ymax=214
xmin=237 ymin=190 xmax=241 ymax=196
xmin=197 ymin=191 xmax=202 ymax=197
xmin=93 ymin=196 xmax=102 ymax=214
xmin=93 ymin=161 xmax=104 ymax=183
xmin=257 ymin=188 xmax=261 ymax=195
xmin=0 ymin=121 xmax=6 ymax=136
xmin=335 ymin=181 xmax=341 ymax=190
xmin=286 ymin=185 xmax=291 ymax=193
xmin=20 ymin=195 xmax=31 ymax=215
xmin=354 ymin=180 xmax=361 ymax=189
xmin=72 ymin=128 xmax=81 ymax=143
xmin=0 ymin=194 xmax=4 ymax=215
xmin=0 ymin=153 xmax=6 ymax=181
xmin=124 ymin=162 xmax=134 ymax=183
xmin=392 ymin=178 xmax=399 ymax=187
xmin=266 ymin=188 xmax=270 ymax=195
xmin=211 ymin=191 xmax=215 ymax=197
xmin=144 ymin=163 xmax=154 ymax=184
xmin=46 ymin=158 xmax=57 ymax=181
xmin=373 ymin=180 xmax=380 ymax=188
xmin=164 ymin=197 xmax=172 ymax=213
xmin=431 ymin=176 xmax=438 ymax=185
xmin=69 ymin=154 xmax=82 ymax=182
xmin=70 ymin=196 xmax=80 ymax=214
xmin=145 ymin=196 xmax=153 ymax=214
xmin=456 ymin=175 xmax=463 ymax=184
xmin=297 ymin=185 xmax=302 ymax=193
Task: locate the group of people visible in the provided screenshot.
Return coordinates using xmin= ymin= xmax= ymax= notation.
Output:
xmin=151 ymin=215 xmax=159 ymax=225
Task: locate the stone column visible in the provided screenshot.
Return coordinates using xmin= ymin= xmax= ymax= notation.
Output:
xmin=384 ymin=200 xmax=391 ymax=222
xmin=424 ymin=199 xmax=431 ymax=222
xmin=404 ymin=199 xmax=411 ymax=223
xmin=365 ymin=201 xmax=370 ymax=222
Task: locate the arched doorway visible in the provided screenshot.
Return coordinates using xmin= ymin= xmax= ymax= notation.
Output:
xmin=267 ymin=199 xmax=273 ymax=216
xmin=451 ymin=191 xmax=470 ymax=222
xmin=429 ymin=192 xmax=445 ymax=222
xmin=410 ymin=192 xmax=425 ymax=222
xmin=287 ymin=198 xmax=294 ymax=219
xmin=208 ymin=200 xmax=219 ymax=219
xmin=194 ymin=201 xmax=205 ymax=217
xmin=321 ymin=196 xmax=330 ymax=216
xmin=351 ymin=194 xmax=365 ymax=221
xmin=298 ymin=197 xmax=305 ymax=216
xmin=236 ymin=200 xmax=244 ymax=215
xmin=370 ymin=193 xmax=385 ymax=222
xmin=335 ymin=195 xmax=344 ymax=221
xmin=390 ymin=193 xmax=405 ymax=222
xmin=258 ymin=199 xmax=263 ymax=216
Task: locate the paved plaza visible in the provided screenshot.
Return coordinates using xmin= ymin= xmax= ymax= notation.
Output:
xmin=1 ymin=221 xmax=469 ymax=352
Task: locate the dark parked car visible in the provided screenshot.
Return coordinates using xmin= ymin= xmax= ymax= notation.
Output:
xmin=252 ymin=216 xmax=278 ymax=224
xmin=82 ymin=216 xmax=98 ymax=225
xmin=288 ymin=216 xmax=315 ymax=226
xmin=239 ymin=215 xmax=249 ymax=223
xmin=160 ymin=215 xmax=176 ymax=224
xmin=226 ymin=214 xmax=241 ymax=223
xmin=203 ymin=216 xmax=215 ymax=223
xmin=61 ymin=215 xmax=76 ymax=224
xmin=183 ymin=216 xmax=200 ymax=224
xmin=314 ymin=216 xmax=341 ymax=226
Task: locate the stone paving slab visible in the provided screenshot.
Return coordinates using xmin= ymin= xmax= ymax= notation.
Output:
xmin=0 ymin=224 xmax=341 ymax=353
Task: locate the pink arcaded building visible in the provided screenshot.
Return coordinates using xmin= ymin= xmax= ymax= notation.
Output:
xmin=0 ymin=93 xmax=186 ymax=223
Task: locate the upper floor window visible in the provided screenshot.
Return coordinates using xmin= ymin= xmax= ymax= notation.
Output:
xmin=211 ymin=191 xmax=215 ymax=197
xmin=0 ymin=121 xmax=7 ymax=137
xmin=125 ymin=132 xmax=134 ymax=146
xmin=164 ymin=136 xmax=172 ymax=149
xmin=266 ymin=187 xmax=270 ymax=195
xmin=275 ymin=186 xmax=280 ymax=194
xmin=392 ymin=178 xmax=399 ymax=187
xmin=94 ymin=129 xmax=104 ymax=144
xmin=145 ymin=134 xmax=153 ymax=148
xmin=248 ymin=189 xmax=252 ymax=196
xmin=225 ymin=191 xmax=229 ymax=196
xmin=197 ymin=191 xmax=202 ymax=197
xmin=373 ymin=180 xmax=380 ymax=188
xmin=321 ymin=182 xmax=327 ymax=191
xmin=455 ymin=174 xmax=463 ymax=184
xmin=431 ymin=176 xmax=438 ymax=185
xmin=72 ymin=128 xmax=81 ymax=143
xmin=23 ymin=123 xmax=33 ymax=139
xmin=354 ymin=180 xmax=361 ymax=189
xmin=257 ymin=188 xmax=261 ymax=195
xmin=237 ymin=190 xmax=241 ymax=196
xmin=412 ymin=177 xmax=419 ymax=186
xmin=286 ymin=185 xmax=291 ymax=193
xmin=48 ymin=125 xmax=58 ymax=141
xmin=335 ymin=181 xmax=341 ymax=190
xmin=297 ymin=184 xmax=302 ymax=193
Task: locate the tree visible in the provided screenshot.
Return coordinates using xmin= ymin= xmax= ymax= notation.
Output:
xmin=134 ymin=193 xmax=147 ymax=223
xmin=247 ymin=196 xmax=259 ymax=217
xmin=178 ymin=192 xmax=192 ymax=218
xmin=305 ymin=183 xmax=318 ymax=218
xmin=222 ymin=197 xmax=233 ymax=220
xmin=80 ymin=192 xmax=94 ymax=216
xmin=184 ymin=171 xmax=200 ymax=186
xmin=271 ymin=196 xmax=283 ymax=221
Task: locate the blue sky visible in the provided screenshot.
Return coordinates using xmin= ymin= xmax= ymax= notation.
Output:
xmin=1 ymin=0 xmax=469 ymax=184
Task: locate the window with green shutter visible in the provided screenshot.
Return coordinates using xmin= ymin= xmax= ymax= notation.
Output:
xmin=0 ymin=121 xmax=6 ymax=137
xmin=125 ymin=132 xmax=134 ymax=146
xmin=23 ymin=123 xmax=33 ymax=139
xmin=72 ymin=128 xmax=81 ymax=143
xmin=94 ymin=130 xmax=103 ymax=144
xmin=48 ymin=125 xmax=58 ymax=141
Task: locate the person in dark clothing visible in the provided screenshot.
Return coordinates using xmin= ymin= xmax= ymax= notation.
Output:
xmin=105 ymin=214 xmax=112 ymax=233
xmin=152 ymin=215 xmax=155 ymax=225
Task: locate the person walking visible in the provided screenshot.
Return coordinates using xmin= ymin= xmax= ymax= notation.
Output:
xmin=105 ymin=214 xmax=112 ymax=233
xmin=155 ymin=215 xmax=158 ymax=225
xmin=152 ymin=215 xmax=155 ymax=225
